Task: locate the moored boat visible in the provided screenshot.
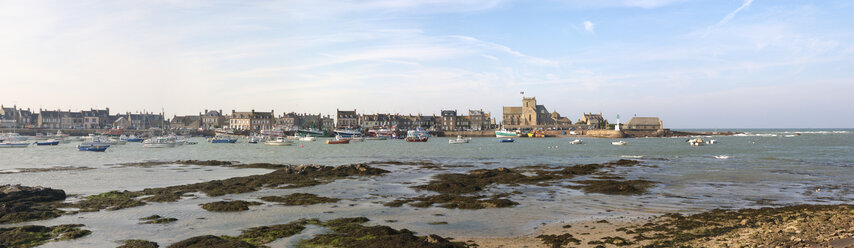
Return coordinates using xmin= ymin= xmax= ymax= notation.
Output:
xmin=143 ymin=137 xmax=176 ymax=148
xmin=77 ymin=142 xmax=109 ymax=151
xmin=0 ymin=141 xmax=29 ymax=148
xmin=326 ymin=139 xmax=350 ymax=144
xmin=334 ymin=129 xmax=362 ymax=138
xmin=209 ymin=136 xmax=238 ymax=143
xmin=569 ymin=139 xmax=583 ymax=145
xmin=449 ymin=135 xmax=471 ymax=144
xmin=495 ymin=129 xmax=519 ymax=138
xmin=300 ymin=136 xmax=317 ymax=142
xmin=611 ymin=141 xmax=627 ymax=146
xmin=688 ymin=138 xmax=705 ymax=146
xmin=499 ymin=138 xmax=515 ymax=143
xmin=265 ymin=136 xmax=294 ymax=146
xmin=35 ymin=139 xmax=60 ymax=146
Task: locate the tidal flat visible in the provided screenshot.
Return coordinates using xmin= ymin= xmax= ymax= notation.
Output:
xmin=1 ymin=132 xmax=853 ymax=247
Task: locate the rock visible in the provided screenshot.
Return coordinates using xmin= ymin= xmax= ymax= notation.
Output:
xmin=829 ymin=237 xmax=854 ymax=248
xmin=426 ymin=234 xmax=449 ymax=244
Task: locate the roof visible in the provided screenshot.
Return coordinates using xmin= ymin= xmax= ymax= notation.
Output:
xmin=535 ymin=105 xmax=549 ymax=114
xmin=625 ymin=117 xmax=662 ymax=126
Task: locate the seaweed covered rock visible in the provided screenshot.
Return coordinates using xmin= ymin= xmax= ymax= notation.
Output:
xmin=537 ymin=233 xmax=581 ymax=248
xmin=300 ymin=217 xmax=467 ymax=248
xmin=566 ymin=179 xmax=656 ymax=195
xmin=166 ymin=235 xmax=256 ymax=248
xmin=0 ymin=184 xmax=66 ymax=223
xmin=139 ymin=215 xmax=177 ymax=224
xmin=386 ymin=194 xmax=518 ymax=209
xmin=0 ymin=224 xmax=91 ymax=248
xmin=200 ymin=200 xmax=262 ymax=212
xmin=117 ymin=239 xmax=159 ymax=248
xmin=259 ymin=193 xmax=340 ymax=206
xmin=70 ymin=191 xmax=146 ymax=212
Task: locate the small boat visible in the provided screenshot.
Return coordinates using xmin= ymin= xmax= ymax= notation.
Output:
xmin=495 ymin=129 xmax=519 ymax=138
xmin=499 ymin=138 xmax=515 ymax=143
xmin=365 ymin=136 xmax=388 ymax=140
xmin=348 ymin=136 xmax=365 ymax=142
xmin=333 ymin=129 xmax=362 ymax=138
xmin=300 ymin=136 xmax=317 ymax=142
xmin=688 ymin=138 xmax=704 ymax=146
xmin=143 ymin=137 xmax=176 ymax=148
xmin=706 ymin=139 xmax=717 ymax=145
xmin=449 ymin=135 xmax=471 ymax=144
xmin=405 ymin=129 xmax=430 ymax=142
xmin=265 ymin=137 xmax=294 ymax=146
xmin=77 ymin=142 xmax=109 ymax=151
xmin=0 ymin=141 xmax=30 ymax=148
xmin=714 ymin=155 xmax=731 ymax=159
xmin=108 ymin=137 xmax=127 ymax=145
xmin=126 ymin=135 xmax=144 ymax=142
xmin=569 ymin=139 xmax=583 ymax=145
xmin=611 ymin=141 xmax=627 ymax=146
xmin=209 ymin=136 xmax=238 ymax=143
xmin=248 ymin=136 xmax=261 ymax=144
xmin=326 ymin=139 xmax=350 ymax=144
xmin=35 ymin=139 xmax=60 ymax=146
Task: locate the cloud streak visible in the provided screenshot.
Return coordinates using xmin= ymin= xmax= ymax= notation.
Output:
xmin=705 ymin=0 xmax=755 ymax=36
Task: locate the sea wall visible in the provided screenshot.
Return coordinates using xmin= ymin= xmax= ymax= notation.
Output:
xmin=583 ymin=130 xmax=625 ymax=138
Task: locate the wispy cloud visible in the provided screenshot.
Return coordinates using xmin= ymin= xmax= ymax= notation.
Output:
xmin=705 ymin=0 xmax=755 ymax=36
xmin=584 ymin=21 xmax=595 ymax=33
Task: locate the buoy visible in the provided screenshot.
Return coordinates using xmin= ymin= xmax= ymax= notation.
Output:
xmin=301 ymin=145 xmax=304 ymax=148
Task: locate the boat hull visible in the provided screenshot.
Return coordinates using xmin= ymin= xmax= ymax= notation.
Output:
xmin=495 ymin=131 xmax=519 ymax=138
xmin=499 ymin=138 xmax=515 ymax=143
xmin=405 ymin=137 xmax=428 ymax=142
xmin=326 ymin=139 xmax=350 ymax=144
xmin=78 ymin=145 xmax=108 ymax=151
xmin=0 ymin=143 xmax=29 ymax=148
xmin=143 ymin=143 xmax=176 ymax=148
xmin=36 ymin=141 xmax=60 ymax=146
xmin=210 ymin=139 xmax=238 ymax=143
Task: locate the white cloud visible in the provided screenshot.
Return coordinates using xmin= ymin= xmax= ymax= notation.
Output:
xmin=584 ymin=21 xmax=595 ymax=33
xmin=705 ymin=0 xmax=755 ymax=36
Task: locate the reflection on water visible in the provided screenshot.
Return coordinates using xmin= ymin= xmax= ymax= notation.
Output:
xmin=2 ymin=129 xmax=853 ymax=247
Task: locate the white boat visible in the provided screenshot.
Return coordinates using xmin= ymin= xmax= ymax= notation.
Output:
xmin=333 ymin=129 xmax=362 ymax=138
xmin=0 ymin=140 xmax=29 ymax=148
xmin=265 ymin=136 xmax=294 ymax=146
xmin=300 ymin=136 xmax=317 ymax=142
xmin=143 ymin=137 xmax=176 ymax=148
xmin=108 ymin=137 xmax=127 ymax=145
xmin=495 ymin=129 xmax=519 ymax=138
xmin=688 ymin=138 xmax=705 ymax=146
xmin=449 ymin=135 xmax=471 ymax=144
xmin=569 ymin=139 xmax=583 ymax=145
xmin=611 ymin=141 xmax=627 ymax=146
xmin=706 ymin=139 xmax=717 ymax=144
xmin=248 ymin=136 xmax=262 ymax=144
xmin=0 ymin=133 xmax=27 ymax=142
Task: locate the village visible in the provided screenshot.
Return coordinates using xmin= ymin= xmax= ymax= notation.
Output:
xmin=1 ymin=96 xmax=676 ymax=138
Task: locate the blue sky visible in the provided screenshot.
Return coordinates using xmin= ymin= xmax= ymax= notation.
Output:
xmin=1 ymin=0 xmax=852 ymax=128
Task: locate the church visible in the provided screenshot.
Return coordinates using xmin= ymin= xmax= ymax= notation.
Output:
xmin=502 ymin=97 xmax=572 ymax=128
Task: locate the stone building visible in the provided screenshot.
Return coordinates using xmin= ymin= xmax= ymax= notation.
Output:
xmin=0 ymin=105 xmax=34 ymax=128
xmin=278 ymin=112 xmax=331 ymax=131
xmin=170 ymin=115 xmax=201 ymax=130
xmin=502 ymin=97 xmax=570 ymax=128
xmin=468 ymin=109 xmax=492 ymax=131
xmin=579 ymin=113 xmax=607 ymax=129
xmin=81 ymin=108 xmax=110 ymax=129
xmin=441 ymin=110 xmax=458 ymax=131
xmin=112 ymin=112 xmax=166 ymax=130
xmin=229 ymin=110 xmax=274 ymax=131
xmin=336 ymin=109 xmax=358 ymax=129
xmin=624 ymin=117 xmax=663 ymax=130
xmin=201 ymin=110 xmax=226 ymax=130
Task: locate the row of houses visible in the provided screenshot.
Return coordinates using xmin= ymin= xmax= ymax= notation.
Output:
xmin=1 ymin=105 xmax=166 ymax=130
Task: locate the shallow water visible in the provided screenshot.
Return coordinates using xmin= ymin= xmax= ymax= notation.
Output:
xmin=2 ymin=129 xmax=853 ymax=247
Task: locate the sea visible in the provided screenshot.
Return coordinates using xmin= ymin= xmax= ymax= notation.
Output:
xmin=1 ymin=129 xmax=852 ymax=247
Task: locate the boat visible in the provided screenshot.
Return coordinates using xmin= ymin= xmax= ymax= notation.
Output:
xmin=107 ymin=137 xmax=127 ymax=145
xmin=265 ymin=136 xmax=294 ymax=146
xmin=688 ymin=138 xmax=705 ymax=146
xmin=209 ymin=136 xmax=238 ymax=143
xmin=143 ymin=137 xmax=176 ymax=148
xmin=527 ymin=130 xmax=546 ymax=138
xmin=35 ymin=139 xmax=60 ymax=146
xmin=0 ymin=141 xmax=29 ymax=148
xmin=126 ymin=135 xmax=144 ymax=142
xmin=499 ymin=138 xmax=515 ymax=143
xmin=495 ymin=129 xmax=519 ymax=138
xmin=77 ymin=142 xmax=108 ymax=151
xmin=569 ymin=139 xmax=583 ymax=145
xmin=449 ymin=135 xmax=471 ymax=144
xmin=333 ymin=129 xmax=362 ymax=138
xmin=326 ymin=138 xmax=350 ymax=144
xmin=297 ymin=129 xmax=327 ymax=137
xmin=248 ymin=136 xmax=261 ymax=144
xmin=706 ymin=139 xmax=717 ymax=145
xmin=300 ymin=136 xmax=317 ymax=142
xmin=0 ymin=133 xmax=27 ymax=142
xmin=611 ymin=141 xmax=627 ymax=146
xmin=405 ymin=130 xmax=429 ymax=142
xmin=365 ymin=136 xmax=388 ymax=140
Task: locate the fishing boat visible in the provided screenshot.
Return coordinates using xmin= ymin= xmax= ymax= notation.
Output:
xmin=265 ymin=136 xmax=294 ymax=146
xmin=499 ymin=138 xmax=515 ymax=143
xmin=333 ymin=129 xmax=362 ymax=138
xmin=611 ymin=141 xmax=627 ymax=146
xmin=326 ymin=138 xmax=350 ymax=144
xmin=209 ymin=136 xmax=238 ymax=143
xmin=495 ymin=129 xmax=519 ymax=138
xmin=569 ymin=139 xmax=583 ymax=145
xmin=35 ymin=139 xmax=60 ymax=146
xmin=143 ymin=137 xmax=176 ymax=148
xmin=527 ymin=130 xmax=546 ymax=138
xmin=449 ymin=135 xmax=471 ymax=144
xmin=296 ymin=129 xmax=327 ymax=137
xmin=688 ymin=138 xmax=705 ymax=146
xmin=300 ymin=136 xmax=317 ymax=142
xmin=126 ymin=135 xmax=144 ymax=142
xmin=0 ymin=140 xmax=29 ymax=148
xmin=405 ymin=130 xmax=429 ymax=142
xmin=77 ymin=142 xmax=108 ymax=151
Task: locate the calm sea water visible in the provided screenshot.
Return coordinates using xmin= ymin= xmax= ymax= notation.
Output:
xmin=1 ymin=129 xmax=852 ymax=247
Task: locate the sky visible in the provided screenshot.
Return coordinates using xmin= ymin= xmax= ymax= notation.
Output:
xmin=1 ymin=0 xmax=852 ymax=128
